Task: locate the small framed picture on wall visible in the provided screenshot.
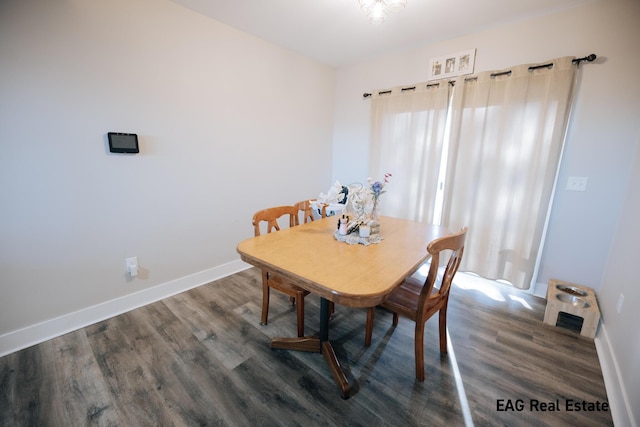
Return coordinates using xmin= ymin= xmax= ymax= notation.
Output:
xmin=428 ymin=49 xmax=476 ymax=80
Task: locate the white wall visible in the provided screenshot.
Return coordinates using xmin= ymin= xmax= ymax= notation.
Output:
xmin=598 ymin=135 xmax=640 ymax=427
xmin=0 ymin=0 xmax=334 ymax=337
xmin=332 ymin=0 xmax=640 ymax=424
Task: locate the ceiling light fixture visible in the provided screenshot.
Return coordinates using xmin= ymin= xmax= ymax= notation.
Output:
xmin=358 ymin=0 xmax=407 ymax=24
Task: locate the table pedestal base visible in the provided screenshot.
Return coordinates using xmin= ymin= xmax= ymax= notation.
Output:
xmin=270 ymin=336 xmax=350 ymax=399
xmin=269 ymin=298 xmax=351 ymax=399
xmin=270 ymin=336 xmax=321 ymax=352
xmin=322 ymin=341 xmax=350 ymax=398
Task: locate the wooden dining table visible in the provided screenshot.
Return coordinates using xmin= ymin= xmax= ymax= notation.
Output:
xmin=236 ymin=215 xmax=450 ymax=399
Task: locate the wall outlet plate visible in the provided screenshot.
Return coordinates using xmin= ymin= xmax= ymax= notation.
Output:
xmin=126 ymin=256 xmax=138 ymax=277
xmin=567 ymin=176 xmax=588 ymax=191
xmin=616 ymin=293 xmax=624 ymax=313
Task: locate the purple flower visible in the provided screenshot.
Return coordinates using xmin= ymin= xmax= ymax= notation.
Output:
xmin=368 ymin=173 xmax=392 ymax=199
xmin=372 ymin=181 xmax=383 ymax=196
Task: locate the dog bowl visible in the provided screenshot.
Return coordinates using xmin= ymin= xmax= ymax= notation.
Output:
xmin=555 ymin=284 xmax=588 ymax=297
xmin=556 ymin=293 xmax=591 ymax=308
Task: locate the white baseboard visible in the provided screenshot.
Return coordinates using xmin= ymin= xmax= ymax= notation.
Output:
xmin=595 ymin=323 xmax=637 ymax=427
xmin=0 ymin=260 xmax=251 ymax=358
xmin=532 ymin=281 xmax=548 ymax=298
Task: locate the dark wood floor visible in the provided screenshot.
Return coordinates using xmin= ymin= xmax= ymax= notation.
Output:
xmin=0 ymin=268 xmax=612 ymax=426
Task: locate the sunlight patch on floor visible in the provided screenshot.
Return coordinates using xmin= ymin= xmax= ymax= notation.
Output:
xmin=415 ymin=266 xmax=536 ymax=310
xmin=447 ymin=329 xmax=475 ymax=427
xmin=453 ymin=272 xmax=506 ymax=302
xmin=508 ymin=294 xmax=533 ymax=310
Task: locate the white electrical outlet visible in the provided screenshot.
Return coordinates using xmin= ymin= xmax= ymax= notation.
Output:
xmin=616 ymin=293 xmax=624 ymax=313
xmin=567 ymin=176 xmax=588 ymax=191
xmin=126 ymin=256 xmax=138 ymax=277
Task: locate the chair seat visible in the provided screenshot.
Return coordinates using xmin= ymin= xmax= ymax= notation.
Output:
xmin=385 ymin=277 xmax=422 ymax=310
xmin=383 ymin=277 xmax=444 ymax=321
xmin=266 ymin=271 xmax=311 ymax=297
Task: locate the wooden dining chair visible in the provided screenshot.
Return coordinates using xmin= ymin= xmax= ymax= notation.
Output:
xmin=294 ymin=199 xmax=327 ymax=224
xmin=364 ymin=227 xmax=468 ymax=381
xmin=253 ymin=205 xmax=309 ymax=337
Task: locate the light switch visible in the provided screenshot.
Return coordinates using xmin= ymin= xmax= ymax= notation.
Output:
xmin=566 ymin=176 xmax=588 ymax=191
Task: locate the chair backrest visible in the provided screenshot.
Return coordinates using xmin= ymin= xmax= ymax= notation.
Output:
xmin=252 ymin=205 xmax=299 ymax=237
xmin=293 ymin=199 xmax=327 ymax=224
xmin=418 ymin=227 xmax=468 ymax=314
xmin=294 ymin=200 xmax=315 ymax=224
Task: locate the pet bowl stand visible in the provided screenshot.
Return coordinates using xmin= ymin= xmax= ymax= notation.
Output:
xmin=543 ymin=279 xmax=601 ymax=339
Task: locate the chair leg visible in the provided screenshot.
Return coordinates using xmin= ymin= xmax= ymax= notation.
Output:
xmin=289 ymin=296 xmax=295 ymax=305
xmin=296 ymin=292 xmax=304 ymax=337
xmin=329 ymin=301 xmax=335 ymax=316
xmin=439 ymin=305 xmax=448 ymax=353
xmin=392 ymin=312 xmax=399 ymax=326
xmin=261 ymin=274 xmax=270 ymax=326
xmin=414 ymin=321 xmax=426 ymax=382
xmin=365 ymin=307 xmax=375 ymax=346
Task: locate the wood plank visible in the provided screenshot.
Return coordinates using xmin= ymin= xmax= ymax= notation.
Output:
xmin=41 ymin=330 xmax=123 ymax=425
xmin=84 ymin=312 xmax=185 ymax=425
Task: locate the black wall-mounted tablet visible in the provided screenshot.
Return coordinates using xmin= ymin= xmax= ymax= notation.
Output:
xmin=108 ymin=132 xmax=139 ymax=153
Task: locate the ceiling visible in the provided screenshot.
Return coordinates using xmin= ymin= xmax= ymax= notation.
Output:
xmin=170 ymin=0 xmax=593 ymax=68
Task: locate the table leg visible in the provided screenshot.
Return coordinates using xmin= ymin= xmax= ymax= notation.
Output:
xmin=269 ymin=297 xmax=351 ymax=399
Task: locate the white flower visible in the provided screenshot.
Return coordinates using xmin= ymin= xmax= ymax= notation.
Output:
xmin=318 ymin=181 xmax=346 ymax=205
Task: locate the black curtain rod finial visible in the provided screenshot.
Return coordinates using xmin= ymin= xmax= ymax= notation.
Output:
xmin=572 ymin=54 xmax=597 ymax=66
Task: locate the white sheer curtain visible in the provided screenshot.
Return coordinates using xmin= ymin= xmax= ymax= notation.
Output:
xmin=369 ymin=82 xmax=451 ymax=223
xmin=442 ymin=56 xmax=577 ymax=288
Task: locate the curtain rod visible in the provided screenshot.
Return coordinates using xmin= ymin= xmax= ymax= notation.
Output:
xmin=362 ymin=53 xmax=597 ymax=98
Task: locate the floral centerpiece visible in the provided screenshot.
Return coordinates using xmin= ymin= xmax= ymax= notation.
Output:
xmin=367 ymin=172 xmax=392 ymax=221
xmin=318 ymin=173 xmax=392 ymax=240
